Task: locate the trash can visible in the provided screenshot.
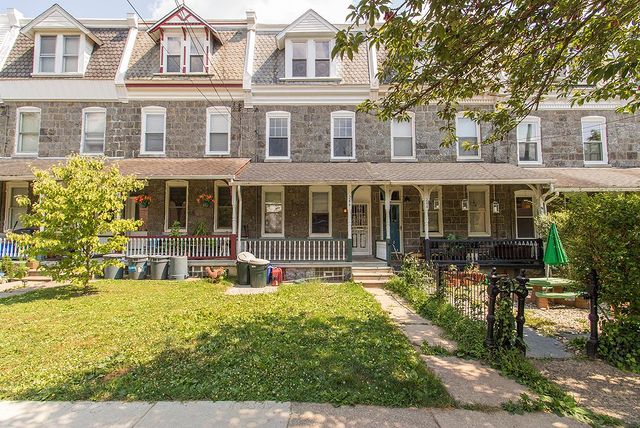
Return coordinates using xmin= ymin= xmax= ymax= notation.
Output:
xmin=249 ymin=258 xmax=270 ymax=288
xmin=169 ymin=256 xmax=189 ymax=280
xmin=236 ymin=251 xmax=255 ymax=285
xmin=103 ymin=253 xmax=124 ymax=279
xmin=150 ymin=256 xmax=170 ymax=280
xmin=127 ymin=255 xmax=148 ymax=280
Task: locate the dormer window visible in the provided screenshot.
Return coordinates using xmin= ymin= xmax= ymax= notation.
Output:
xmin=165 ymin=36 xmax=181 ymax=72
xmin=285 ymin=40 xmax=335 ymax=79
xmin=38 ymin=36 xmax=56 ymax=72
xmin=161 ymin=33 xmax=209 ymax=74
xmin=63 ymin=35 xmax=80 ymax=72
xmin=291 ymin=42 xmax=307 ymax=77
xmin=189 ymin=37 xmax=205 ymax=73
xmin=33 ymin=34 xmax=88 ymax=75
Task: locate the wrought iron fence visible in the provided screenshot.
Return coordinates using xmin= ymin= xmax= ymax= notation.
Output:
xmin=431 ymin=266 xmax=489 ymax=321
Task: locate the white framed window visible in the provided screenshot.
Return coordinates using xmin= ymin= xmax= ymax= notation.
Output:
xmin=391 ymin=112 xmax=415 ymax=159
xmin=3 ymin=182 xmax=29 ymax=232
xmin=517 ymin=116 xmax=542 ymax=165
xmin=141 ymin=106 xmax=166 ymax=155
xmin=266 ymin=111 xmax=290 ymax=160
xmin=189 ymin=36 xmax=206 ymax=73
xmin=581 ymin=116 xmax=608 ymax=165
xmin=15 ymin=107 xmax=41 ymax=156
xmin=309 ymin=186 xmax=332 ymax=237
xmin=34 ymin=34 xmax=85 ymax=75
xmin=165 ymin=35 xmax=182 ymax=73
xmin=206 ymin=107 xmax=231 ymax=155
xmin=262 ymin=186 xmax=284 ymax=237
xmin=165 ymin=180 xmax=188 ymax=232
xmin=214 ymin=181 xmax=233 ymax=232
xmin=514 ymin=190 xmax=536 ymax=239
xmin=331 ymin=111 xmax=355 ymax=160
xmin=419 ymin=186 xmax=443 ymax=237
xmin=455 ymin=115 xmax=481 ymax=161
xmin=467 ymin=185 xmax=491 ymax=237
xmin=81 ymin=107 xmax=106 ymax=155
xmin=285 ymin=39 xmax=335 ymax=79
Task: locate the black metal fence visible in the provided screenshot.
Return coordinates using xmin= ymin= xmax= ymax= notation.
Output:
xmin=432 ymin=266 xmax=489 ymax=321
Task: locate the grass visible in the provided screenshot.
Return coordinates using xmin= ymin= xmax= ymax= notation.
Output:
xmin=0 ymin=280 xmax=451 ymax=407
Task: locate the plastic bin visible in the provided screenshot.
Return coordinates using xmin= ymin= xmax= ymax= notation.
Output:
xmin=236 ymin=251 xmax=255 ymax=285
xmin=169 ymin=256 xmax=189 ymax=280
xmin=270 ymin=267 xmax=283 ymax=286
xmin=103 ymin=253 xmax=124 ymax=279
xmin=127 ymin=255 xmax=148 ymax=280
xmin=150 ymin=256 xmax=170 ymax=280
xmin=249 ymin=258 xmax=270 ymax=288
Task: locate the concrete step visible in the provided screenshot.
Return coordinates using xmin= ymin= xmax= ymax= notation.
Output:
xmin=352 ymin=266 xmax=392 ymax=271
xmin=357 ymin=279 xmax=390 ymax=288
xmin=352 ymin=273 xmax=395 ymax=281
xmin=23 ymin=275 xmax=53 ymax=282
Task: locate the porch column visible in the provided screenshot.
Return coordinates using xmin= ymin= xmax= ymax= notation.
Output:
xmin=422 ymin=186 xmax=432 ymax=240
xmin=383 ymin=185 xmax=391 ymax=241
xmin=231 ymin=184 xmax=238 ymax=235
xmin=237 ymin=185 xmax=243 ymax=251
xmin=346 ymin=184 xmax=353 ymax=240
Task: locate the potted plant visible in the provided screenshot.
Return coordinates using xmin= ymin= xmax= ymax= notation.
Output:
xmin=134 ymin=194 xmax=151 ymax=208
xmin=26 ymin=257 xmax=39 ymax=270
xmin=196 ymin=193 xmax=215 ymax=208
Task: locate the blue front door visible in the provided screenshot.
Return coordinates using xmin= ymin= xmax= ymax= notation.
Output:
xmin=383 ymin=204 xmax=401 ymax=252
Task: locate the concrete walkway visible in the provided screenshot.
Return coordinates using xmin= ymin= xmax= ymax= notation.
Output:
xmin=225 ymin=285 xmax=279 ymax=295
xmin=523 ymin=327 xmax=571 ymax=359
xmin=0 ymin=401 xmax=587 ymax=428
xmin=365 ymin=288 xmax=535 ymax=408
xmin=0 ymin=281 xmax=62 ymax=299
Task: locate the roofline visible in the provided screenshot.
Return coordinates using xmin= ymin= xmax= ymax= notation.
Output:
xmin=556 ymin=187 xmax=640 ymax=192
xmin=235 ymin=179 xmax=556 ymax=186
xmin=146 ymin=3 xmax=221 ymax=43
xmin=20 ymin=3 xmax=104 ymax=46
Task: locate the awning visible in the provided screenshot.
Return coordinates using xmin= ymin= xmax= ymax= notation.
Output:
xmin=0 ymin=158 xmax=250 ymax=181
xmin=235 ymin=162 xmax=555 ymax=185
xmin=535 ymin=167 xmax=640 ymax=192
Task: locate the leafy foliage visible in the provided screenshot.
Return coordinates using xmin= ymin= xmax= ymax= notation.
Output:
xmin=0 ymin=257 xmax=28 ymax=280
xmin=0 ymin=281 xmax=451 ymax=406
xmin=334 ymin=0 xmax=640 ymax=146
xmin=598 ymin=316 xmax=640 ymax=373
xmin=9 ymin=156 xmax=144 ymax=290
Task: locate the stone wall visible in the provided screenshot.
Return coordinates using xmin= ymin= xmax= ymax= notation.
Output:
xmin=1 ymin=101 xmax=638 ymax=166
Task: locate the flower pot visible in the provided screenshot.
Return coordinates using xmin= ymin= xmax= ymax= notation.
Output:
xmin=26 ymin=260 xmax=39 ymax=270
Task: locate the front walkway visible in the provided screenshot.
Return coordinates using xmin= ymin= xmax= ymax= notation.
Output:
xmin=0 ymin=401 xmax=587 ymax=427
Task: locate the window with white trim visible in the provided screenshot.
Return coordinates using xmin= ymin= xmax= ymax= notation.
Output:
xmin=515 ymin=191 xmax=536 ymax=239
xmin=315 ymin=41 xmax=330 ymax=77
xmin=206 ymin=107 xmax=230 ymax=155
xmin=291 ymin=41 xmax=307 ymax=77
xmin=163 ymin=33 xmax=209 ymax=74
xmin=419 ymin=187 xmax=443 ymax=237
xmin=165 ymin=180 xmax=188 ymax=232
xmin=331 ymin=111 xmax=355 ymax=160
xmin=62 ymin=35 xmax=80 ymax=73
xmin=15 ymin=107 xmax=40 ymax=155
xmin=286 ymin=39 xmax=334 ymax=78
xmin=81 ymin=107 xmax=106 ymax=154
xmin=35 ymin=34 xmax=84 ymax=74
xmin=581 ymin=116 xmax=608 ymax=164
xmin=4 ymin=182 xmax=28 ymax=231
xmin=456 ymin=116 xmax=481 ymax=160
xmin=165 ymin=36 xmax=182 ymax=73
xmin=467 ymin=185 xmax=490 ymax=236
xmin=214 ymin=181 xmax=232 ymax=232
xmin=391 ymin=113 xmax=415 ymax=159
xmin=189 ymin=37 xmax=206 ymax=73
xmin=38 ymin=35 xmax=56 ymax=73
xmin=141 ymin=106 xmax=166 ymax=155
xmin=266 ymin=111 xmax=290 ymax=159
xmin=517 ymin=117 xmax=542 ymax=165
xmin=262 ymin=186 xmax=284 ymax=237
xmin=309 ymin=186 xmax=331 ymax=236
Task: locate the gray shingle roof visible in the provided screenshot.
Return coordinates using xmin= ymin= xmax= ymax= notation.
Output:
xmin=125 ymin=29 xmax=246 ymax=81
xmin=534 ymin=167 xmax=640 ymax=191
xmin=0 ymin=29 xmax=129 ymax=79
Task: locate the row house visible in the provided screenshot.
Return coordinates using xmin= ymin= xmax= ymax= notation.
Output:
xmin=0 ymin=4 xmax=639 ymax=278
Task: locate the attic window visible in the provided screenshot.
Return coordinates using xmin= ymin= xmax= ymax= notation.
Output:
xmin=162 ymin=33 xmax=209 ymax=74
xmin=285 ymin=40 xmax=334 ymax=79
xmin=35 ymin=34 xmax=85 ymax=75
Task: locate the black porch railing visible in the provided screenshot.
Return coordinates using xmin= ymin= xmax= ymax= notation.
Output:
xmin=424 ymin=238 xmax=544 ymax=267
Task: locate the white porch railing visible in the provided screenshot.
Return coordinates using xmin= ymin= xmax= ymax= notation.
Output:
xmin=0 ymin=237 xmax=27 ymax=259
xmin=126 ymin=235 xmax=236 ymax=260
xmin=240 ymin=238 xmax=351 ymax=263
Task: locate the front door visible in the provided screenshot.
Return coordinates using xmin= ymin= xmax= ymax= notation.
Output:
xmin=382 ymin=204 xmax=402 ymax=253
xmin=352 ymin=203 xmax=371 ymax=255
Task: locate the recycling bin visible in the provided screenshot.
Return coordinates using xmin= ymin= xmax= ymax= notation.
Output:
xmin=126 ymin=255 xmax=148 ymax=280
xmin=150 ymin=256 xmax=170 ymax=280
xmin=236 ymin=251 xmax=255 ymax=285
xmin=249 ymin=258 xmax=270 ymax=288
xmin=103 ymin=253 xmax=124 ymax=279
xmin=169 ymin=256 xmax=189 ymax=280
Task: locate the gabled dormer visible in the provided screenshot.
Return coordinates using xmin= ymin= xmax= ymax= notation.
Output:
xmin=20 ymin=4 xmax=103 ymax=76
xmin=147 ymin=4 xmax=222 ymax=74
xmin=276 ymin=9 xmax=340 ymax=81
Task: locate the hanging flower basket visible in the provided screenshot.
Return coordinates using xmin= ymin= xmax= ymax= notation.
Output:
xmin=134 ymin=194 xmax=151 ymax=208
xmin=197 ymin=193 xmax=215 ymax=208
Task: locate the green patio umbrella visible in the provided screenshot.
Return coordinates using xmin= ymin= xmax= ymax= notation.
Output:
xmin=544 ymin=223 xmax=568 ymax=268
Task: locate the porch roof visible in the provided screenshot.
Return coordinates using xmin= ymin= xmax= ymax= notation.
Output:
xmin=535 ymin=167 xmax=640 ymax=192
xmin=235 ymin=162 xmax=555 ymax=185
xmin=0 ymin=158 xmax=250 ymax=181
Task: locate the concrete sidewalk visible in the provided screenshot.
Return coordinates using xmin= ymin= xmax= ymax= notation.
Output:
xmin=0 ymin=401 xmax=586 ymax=428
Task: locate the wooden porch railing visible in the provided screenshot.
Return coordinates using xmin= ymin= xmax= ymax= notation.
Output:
xmin=425 ymin=238 xmax=544 ymax=267
xmin=240 ymin=238 xmax=352 ymax=263
xmin=0 ymin=237 xmax=27 ymax=259
xmin=126 ymin=235 xmax=236 ymax=260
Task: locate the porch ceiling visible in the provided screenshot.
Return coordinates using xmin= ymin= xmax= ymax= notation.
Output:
xmin=235 ymin=162 xmax=555 ymax=185
xmin=535 ymin=167 xmax=640 ymax=192
xmin=0 ymin=158 xmax=251 ymax=181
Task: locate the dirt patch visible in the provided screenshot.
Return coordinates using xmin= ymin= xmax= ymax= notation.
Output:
xmin=532 ymin=358 xmax=640 ymax=425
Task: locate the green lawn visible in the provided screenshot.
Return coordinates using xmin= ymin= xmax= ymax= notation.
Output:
xmin=0 ymin=280 xmax=451 ymax=407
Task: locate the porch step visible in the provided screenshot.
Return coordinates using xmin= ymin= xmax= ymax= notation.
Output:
xmin=23 ymin=275 xmax=53 ymax=283
xmin=352 ymin=266 xmax=395 ymax=288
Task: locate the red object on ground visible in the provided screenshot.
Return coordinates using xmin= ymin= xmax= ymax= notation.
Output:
xmin=270 ymin=267 xmax=283 ymax=286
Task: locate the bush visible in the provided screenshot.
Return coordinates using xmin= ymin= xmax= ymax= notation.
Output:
xmin=0 ymin=256 xmax=28 ymax=280
xmin=598 ymin=316 xmax=640 ymax=373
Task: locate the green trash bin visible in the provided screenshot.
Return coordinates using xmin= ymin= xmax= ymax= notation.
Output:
xmin=104 ymin=253 xmax=124 ymax=279
xmin=236 ymin=252 xmax=254 ymax=285
xmin=150 ymin=256 xmax=170 ymax=280
xmin=249 ymin=258 xmax=270 ymax=288
xmin=126 ymin=255 xmax=148 ymax=280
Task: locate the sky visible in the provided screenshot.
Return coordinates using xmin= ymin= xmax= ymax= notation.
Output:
xmin=0 ymin=0 xmax=357 ymax=23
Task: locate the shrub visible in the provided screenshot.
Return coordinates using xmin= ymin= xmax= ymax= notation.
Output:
xmin=0 ymin=257 xmax=28 ymax=280
xmin=598 ymin=316 xmax=640 ymax=373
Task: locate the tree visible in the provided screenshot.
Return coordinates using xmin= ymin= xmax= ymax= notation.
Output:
xmin=9 ymin=156 xmax=145 ymax=291
xmin=334 ymin=0 xmax=640 ymax=147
